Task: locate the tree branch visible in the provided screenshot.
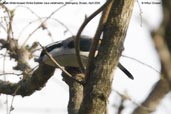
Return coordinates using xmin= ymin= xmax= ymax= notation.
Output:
xmin=75 ymin=0 xmax=113 ymax=72
xmin=86 ymin=0 xmax=113 ymax=80
xmin=0 ymin=63 xmax=55 ymax=96
xmin=62 ymin=67 xmax=84 ymax=114
xmin=78 ymin=0 xmax=135 ymax=114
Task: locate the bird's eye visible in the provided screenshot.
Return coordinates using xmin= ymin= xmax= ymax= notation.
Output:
xmin=67 ymin=41 xmax=74 ymax=49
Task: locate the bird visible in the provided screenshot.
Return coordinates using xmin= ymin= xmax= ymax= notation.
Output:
xmin=37 ymin=35 xmax=134 ymax=80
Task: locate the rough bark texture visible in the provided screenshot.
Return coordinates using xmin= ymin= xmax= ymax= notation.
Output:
xmin=62 ymin=67 xmax=84 ymax=114
xmin=78 ymin=0 xmax=134 ymax=114
xmin=132 ymin=0 xmax=171 ymax=114
xmin=0 ymin=63 xmax=55 ymax=96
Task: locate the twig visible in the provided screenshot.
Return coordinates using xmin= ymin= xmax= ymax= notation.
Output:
xmin=86 ymin=0 xmax=114 ymax=80
xmin=18 ymin=20 xmax=38 ymax=39
xmin=117 ymin=98 xmax=124 ymax=114
xmin=0 ymin=3 xmax=10 ymax=38
xmin=75 ymin=0 xmax=113 ymax=72
xmin=0 ymin=53 xmax=9 ymax=58
xmin=2 ymin=50 xmax=9 ymax=114
xmin=0 ymin=65 xmax=38 ymax=77
xmin=136 ymin=0 xmax=143 ymax=27
xmin=8 ymin=85 xmax=21 ymax=114
xmin=38 ymin=43 xmax=82 ymax=84
xmin=122 ymin=55 xmax=160 ymax=73
xmin=15 ymin=5 xmax=54 ymax=42
xmin=39 ymin=43 xmax=71 ymax=76
xmin=0 ymin=72 xmax=21 ymax=76
xmin=0 ymin=3 xmax=10 ymax=18
xmin=22 ymin=0 xmax=73 ymax=47
xmin=50 ymin=17 xmax=73 ymax=36
xmin=18 ymin=17 xmax=73 ymax=40
xmin=0 ymin=21 xmax=7 ymax=32
xmin=1 ymin=4 xmax=15 ymax=40
xmin=114 ymin=90 xmax=153 ymax=112
xmin=16 ymin=5 xmax=45 ymax=40
xmin=16 ymin=5 xmax=41 ymax=19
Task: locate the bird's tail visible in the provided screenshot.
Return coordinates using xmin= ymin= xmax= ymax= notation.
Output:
xmin=118 ymin=62 xmax=134 ymax=80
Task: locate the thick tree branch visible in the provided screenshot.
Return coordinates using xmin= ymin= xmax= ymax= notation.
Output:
xmin=0 ymin=63 xmax=55 ymax=96
xmin=62 ymin=67 xmax=84 ymax=114
xmin=78 ymin=0 xmax=135 ymax=114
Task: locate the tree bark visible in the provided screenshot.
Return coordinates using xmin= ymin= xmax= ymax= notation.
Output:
xmin=62 ymin=67 xmax=84 ymax=114
xmin=78 ymin=0 xmax=135 ymax=114
xmin=0 ymin=63 xmax=55 ymax=96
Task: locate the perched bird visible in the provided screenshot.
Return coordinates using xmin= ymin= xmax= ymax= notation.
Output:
xmin=37 ymin=35 xmax=134 ymax=80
